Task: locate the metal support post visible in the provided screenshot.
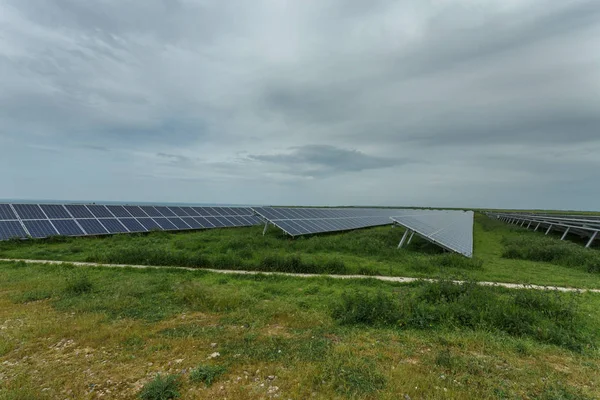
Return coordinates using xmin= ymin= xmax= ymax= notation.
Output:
xmin=407 ymin=231 xmax=415 ymax=245
xmin=545 ymin=225 xmax=553 ymax=235
xmin=526 ymin=221 xmax=532 ymax=229
xmin=534 ymin=222 xmax=540 ymax=232
xmin=397 ymin=229 xmax=411 ymax=249
xmin=520 ymin=220 xmax=526 ymax=227
xmin=560 ymin=227 xmax=570 ymax=241
xmin=262 ymin=221 xmax=269 ymax=236
xmin=585 ymin=231 xmax=598 ymax=248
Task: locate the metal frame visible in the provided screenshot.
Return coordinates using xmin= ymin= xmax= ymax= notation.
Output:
xmin=486 ymin=212 xmax=599 ymax=248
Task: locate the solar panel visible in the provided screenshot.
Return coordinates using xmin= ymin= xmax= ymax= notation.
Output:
xmin=181 ymin=207 xmax=200 ymax=216
xmin=23 ymin=220 xmax=58 ymax=238
xmin=193 ymin=217 xmax=215 ymax=228
xmin=51 ymin=219 xmax=85 ymax=236
xmin=168 ymin=206 xmax=190 ymax=217
xmin=76 ymin=219 xmax=108 ymax=235
xmin=0 ymin=202 xmax=262 ymax=241
xmin=0 ymin=204 xmax=17 ymax=220
xmin=167 ymin=217 xmax=191 ymax=230
xmin=137 ymin=218 xmax=163 ymax=231
xmin=123 ymin=206 xmax=148 ymax=218
xmin=253 ymin=207 xmax=399 ymax=237
xmin=204 ymin=216 xmax=225 ymax=228
xmin=155 ymin=207 xmax=177 ymax=217
xmin=86 ymin=205 xmax=114 ymax=218
xmin=391 ymin=210 xmax=474 ymax=258
xmin=118 ymin=218 xmax=147 ymax=232
xmin=98 ymin=219 xmax=128 ymax=233
xmin=65 ymin=205 xmax=95 ymax=218
xmin=139 ymin=206 xmax=163 ymax=217
xmin=0 ymin=221 xmax=27 ymax=240
xmin=40 ymin=204 xmax=72 ymax=219
xmin=180 ymin=217 xmax=203 ymax=229
xmin=105 ymin=205 xmax=133 ymax=218
xmin=13 ymin=204 xmax=47 ymax=220
xmin=154 ymin=218 xmax=178 ymax=230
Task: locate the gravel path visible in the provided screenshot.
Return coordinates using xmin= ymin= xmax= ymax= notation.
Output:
xmin=1 ymin=258 xmax=599 ymax=293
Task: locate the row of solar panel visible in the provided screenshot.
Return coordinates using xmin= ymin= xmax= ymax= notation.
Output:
xmin=253 ymin=207 xmax=405 ymax=221
xmin=0 ymin=203 xmax=254 ymax=221
xmin=269 ymin=216 xmax=392 ymax=236
xmin=0 ymin=215 xmax=263 ymax=240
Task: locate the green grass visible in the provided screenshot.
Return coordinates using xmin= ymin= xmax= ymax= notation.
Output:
xmin=332 ymin=279 xmax=594 ymax=351
xmin=138 ymin=374 xmax=181 ymax=400
xmin=1 ymin=214 xmax=599 ymax=288
xmin=1 ymin=260 xmax=599 ymax=399
xmin=189 ymin=364 xmax=227 ymax=386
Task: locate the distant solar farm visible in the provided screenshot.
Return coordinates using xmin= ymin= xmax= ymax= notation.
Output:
xmin=0 ymin=203 xmax=475 ymax=257
xmin=1 ymin=203 xmax=598 ymax=259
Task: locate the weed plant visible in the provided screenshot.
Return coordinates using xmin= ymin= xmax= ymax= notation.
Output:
xmin=138 ymin=374 xmax=180 ymax=400
xmin=189 ymin=364 xmax=226 ymax=387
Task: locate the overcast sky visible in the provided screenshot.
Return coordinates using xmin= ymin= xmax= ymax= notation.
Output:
xmin=1 ymin=0 xmax=599 ymax=209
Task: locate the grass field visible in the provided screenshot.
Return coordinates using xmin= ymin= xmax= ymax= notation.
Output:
xmin=1 ymin=214 xmax=600 ymax=399
xmin=0 ymin=214 xmax=598 ymax=288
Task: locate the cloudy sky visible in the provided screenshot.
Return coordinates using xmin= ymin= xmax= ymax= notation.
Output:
xmin=1 ymin=0 xmax=599 ymax=209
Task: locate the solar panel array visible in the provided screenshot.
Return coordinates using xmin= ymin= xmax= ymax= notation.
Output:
xmin=486 ymin=211 xmax=599 ymax=248
xmin=0 ymin=204 xmax=262 ymax=241
xmin=252 ymin=207 xmax=407 ymax=236
xmin=391 ymin=210 xmax=474 ymax=258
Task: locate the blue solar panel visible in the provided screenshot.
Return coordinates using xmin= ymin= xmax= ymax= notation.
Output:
xmin=76 ymin=219 xmax=108 ymax=235
xmin=155 ymin=207 xmax=176 ymax=217
xmin=65 ymin=205 xmax=95 ymax=218
xmin=193 ymin=217 xmax=215 ymax=228
xmin=40 ymin=204 xmax=71 ymax=219
xmin=99 ymin=219 xmax=128 ymax=233
xmin=181 ymin=207 xmax=200 ymax=216
xmin=139 ymin=206 xmax=163 ymax=217
xmin=0 ymin=202 xmax=261 ymax=241
xmin=168 ymin=207 xmax=190 ymax=217
xmin=204 ymin=216 xmax=225 ymax=228
xmin=51 ymin=219 xmax=85 ymax=236
xmin=86 ymin=205 xmax=113 ymax=218
xmin=118 ymin=218 xmax=147 ymax=232
xmin=167 ymin=217 xmax=191 ymax=230
xmin=13 ymin=204 xmax=47 ymax=220
xmin=191 ymin=207 xmax=212 ymax=216
xmin=23 ymin=220 xmax=58 ymax=238
xmin=0 ymin=221 xmax=27 ymax=240
xmin=106 ymin=205 xmax=133 ymax=218
xmin=253 ymin=207 xmax=401 ymax=237
xmin=123 ymin=206 xmax=148 ymax=218
xmin=154 ymin=218 xmax=177 ymax=230
xmin=181 ymin=217 xmax=202 ymax=229
xmin=137 ymin=218 xmax=163 ymax=231
xmin=0 ymin=204 xmax=18 ymax=220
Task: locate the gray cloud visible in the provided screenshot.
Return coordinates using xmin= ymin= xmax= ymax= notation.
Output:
xmin=248 ymin=145 xmax=410 ymax=177
xmin=0 ymin=0 xmax=599 ymax=209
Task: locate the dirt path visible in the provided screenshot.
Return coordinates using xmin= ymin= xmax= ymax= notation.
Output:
xmin=1 ymin=258 xmax=599 ymax=293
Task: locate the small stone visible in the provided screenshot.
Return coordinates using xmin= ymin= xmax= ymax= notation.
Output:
xmin=175 ymin=359 xmax=184 ymax=364
xmin=210 ymin=343 xmax=217 ymax=348
xmin=267 ymin=375 xmax=276 ymax=380
xmin=208 ymin=352 xmax=220 ymax=359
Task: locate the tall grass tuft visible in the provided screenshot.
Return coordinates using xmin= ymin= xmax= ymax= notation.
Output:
xmin=138 ymin=374 xmax=180 ymax=400
xmin=64 ymin=274 xmax=93 ymax=295
xmin=189 ymin=364 xmax=226 ymax=387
